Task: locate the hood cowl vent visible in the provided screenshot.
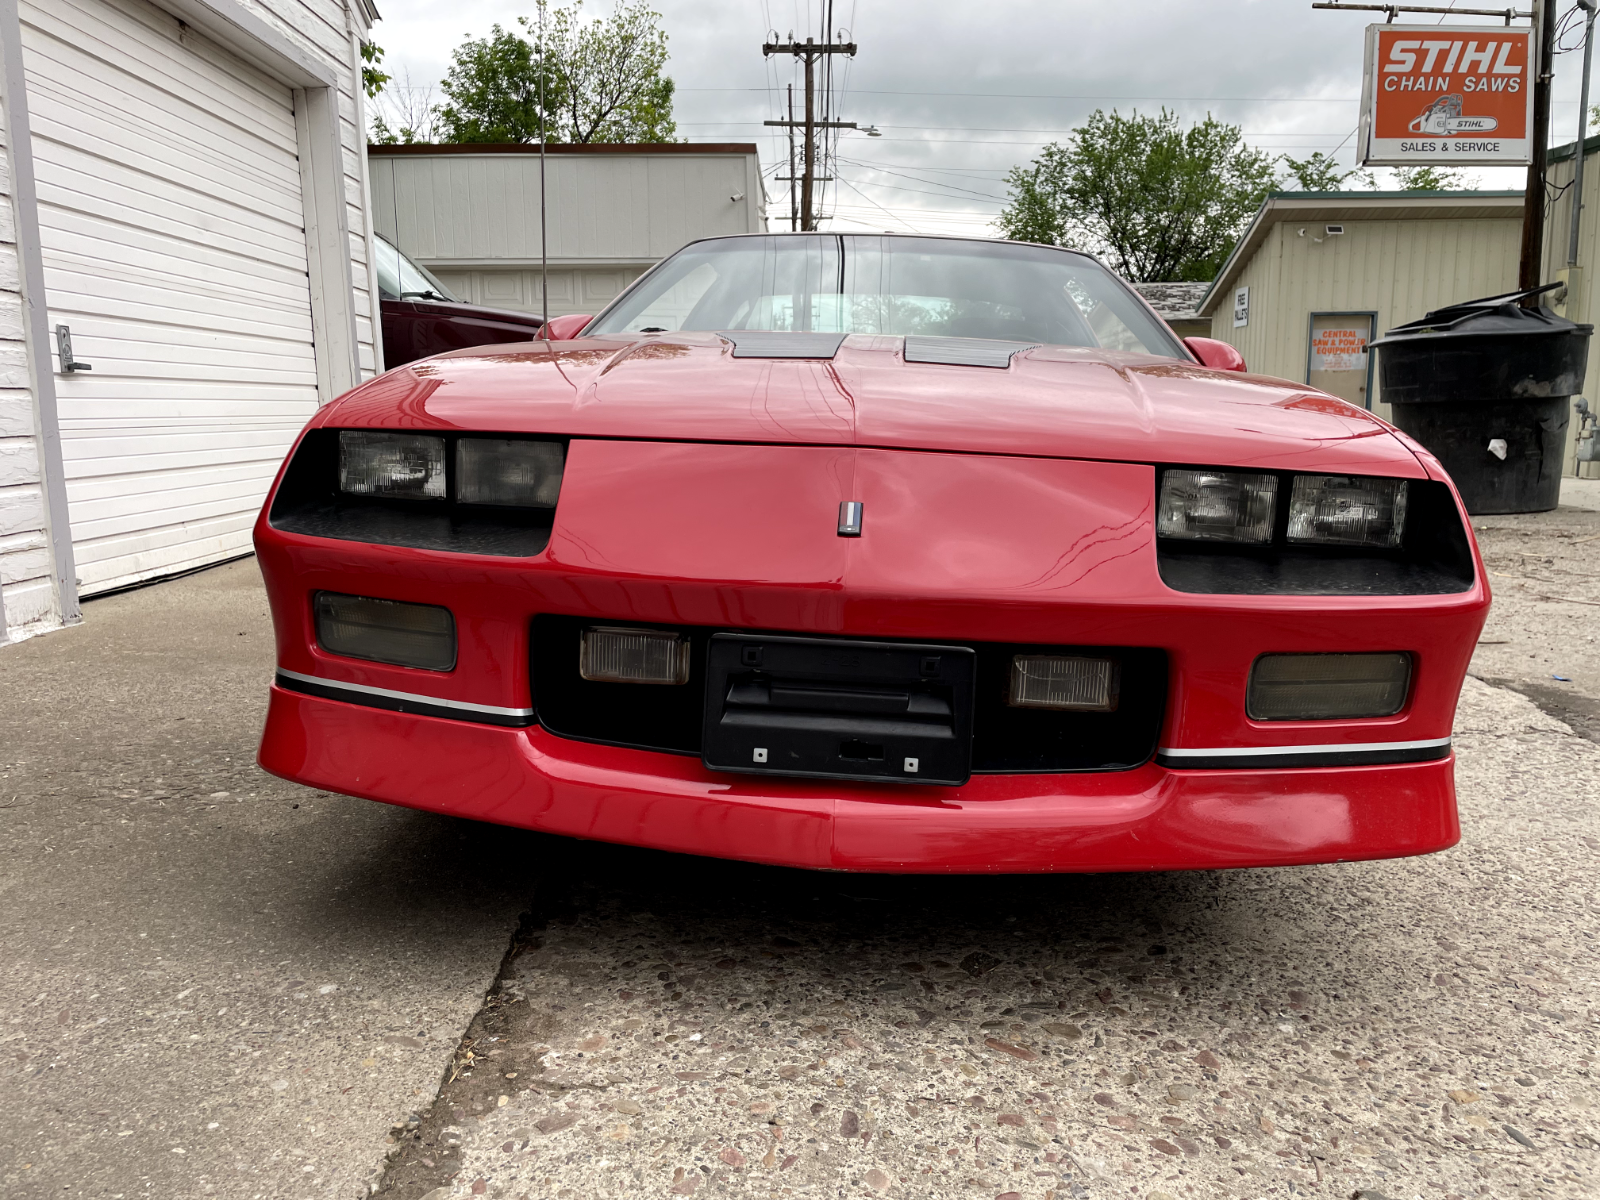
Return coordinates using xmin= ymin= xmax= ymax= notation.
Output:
xmin=903 ymin=336 xmax=1038 ymax=368
xmin=720 ymin=331 xmax=847 ymax=359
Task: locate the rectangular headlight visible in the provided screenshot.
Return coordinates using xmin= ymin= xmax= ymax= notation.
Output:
xmin=1248 ymin=652 xmax=1411 ymax=720
xmin=1008 ymin=655 xmax=1119 ymax=711
xmin=315 ymin=592 xmax=456 ymax=671
xmin=457 ymin=438 xmax=565 ymax=508
xmin=1287 ymin=475 xmax=1407 ymax=548
xmin=1157 ymin=469 xmax=1277 ymax=544
xmin=579 ymin=626 xmax=690 ymax=685
xmin=339 ymin=431 xmax=446 ymax=499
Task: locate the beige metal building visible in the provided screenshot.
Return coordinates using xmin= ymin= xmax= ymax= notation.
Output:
xmin=1196 ymin=191 xmax=1523 ymax=423
xmin=368 ymin=143 xmax=766 ymax=320
xmin=1544 ymin=136 xmax=1600 ymax=478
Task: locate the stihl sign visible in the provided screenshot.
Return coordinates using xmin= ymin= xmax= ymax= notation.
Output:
xmin=1359 ymin=24 xmax=1534 ymax=166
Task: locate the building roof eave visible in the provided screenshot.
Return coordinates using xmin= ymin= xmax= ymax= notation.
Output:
xmin=1196 ymin=189 xmax=1525 ymax=317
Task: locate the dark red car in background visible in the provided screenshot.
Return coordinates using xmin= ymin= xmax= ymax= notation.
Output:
xmin=375 ymin=234 xmax=545 ymax=367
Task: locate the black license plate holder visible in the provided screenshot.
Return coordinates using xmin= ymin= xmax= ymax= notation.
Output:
xmin=701 ymin=633 xmax=976 ymax=785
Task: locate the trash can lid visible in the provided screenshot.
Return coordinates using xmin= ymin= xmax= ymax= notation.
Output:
xmin=1370 ymin=282 xmax=1593 ymax=346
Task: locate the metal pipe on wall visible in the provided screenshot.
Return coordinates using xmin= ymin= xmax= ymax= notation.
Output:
xmin=1569 ymin=0 xmax=1597 ymax=267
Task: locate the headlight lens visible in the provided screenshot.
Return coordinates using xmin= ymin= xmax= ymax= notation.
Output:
xmin=339 ymin=431 xmax=446 ymax=499
xmin=457 ymin=438 xmax=565 ymax=508
xmin=315 ymin=592 xmax=456 ymax=671
xmin=1287 ymin=475 xmax=1408 ymax=548
xmin=1247 ymin=652 xmax=1411 ymax=720
xmin=1157 ymin=469 xmax=1277 ymax=544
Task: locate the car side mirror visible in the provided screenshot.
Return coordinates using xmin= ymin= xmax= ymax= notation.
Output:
xmin=542 ymin=314 xmax=592 ymax=341
xmin=1183 ymin=337 xmax=1247 ymax=372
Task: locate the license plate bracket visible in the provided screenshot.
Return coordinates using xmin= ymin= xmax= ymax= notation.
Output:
xmin=701 ymin=634 xmax=976 ymax=785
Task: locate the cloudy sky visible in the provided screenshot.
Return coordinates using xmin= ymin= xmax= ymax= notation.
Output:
xmin=369 ymin=0 xmax=1596 ymax=236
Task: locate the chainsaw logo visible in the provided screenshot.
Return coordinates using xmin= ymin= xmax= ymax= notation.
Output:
xmin=1409 ymin=94 xmax=1498 ymax=135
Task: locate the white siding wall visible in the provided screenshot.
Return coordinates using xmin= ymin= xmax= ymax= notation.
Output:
xmin=0 ymin=119 xmax=52 ymax=638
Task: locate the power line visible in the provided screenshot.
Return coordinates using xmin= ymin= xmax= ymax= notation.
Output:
xmin=679 ymin=88 xmax=1368 ymax=102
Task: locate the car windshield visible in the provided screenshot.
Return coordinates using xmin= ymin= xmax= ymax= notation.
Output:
xmin=373 ymin=236 xmax=459 ymax=303
xmin=586 ymin=235 xmax=1183 ymax=356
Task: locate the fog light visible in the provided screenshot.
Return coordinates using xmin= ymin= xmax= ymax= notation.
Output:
xmin=1248 ymin=652 xmax=1411 ymax=720
xmin=339 ymin=431 xmax=446 ymax=499
xmin=315 ymin=592 xmax=456 ymax=671
xmin=457 ymin=438 xmax=564 ymax=507
xmin=1008 ymin=655 xmax=1119 ymax=711
xmin=580 ymin=627 xmax=690 ymax=685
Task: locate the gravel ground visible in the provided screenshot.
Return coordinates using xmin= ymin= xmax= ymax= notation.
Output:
xmin=376 ymin=674 xmax=1600 ymax=1200
xmin=1468 ymin=496 xmax=1600 ymax=744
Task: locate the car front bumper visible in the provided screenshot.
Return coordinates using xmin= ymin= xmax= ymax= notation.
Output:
xmin=260 ymin=685 xmax=1460 ymax=872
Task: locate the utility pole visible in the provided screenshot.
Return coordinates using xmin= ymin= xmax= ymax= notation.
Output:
xmin=763 ymin=33 xmax=857 ymax=230
xmin=1520 ymin=0 xmax=1556 ymax=294
xmin=787 ymin=85 xmax=797 ymax=232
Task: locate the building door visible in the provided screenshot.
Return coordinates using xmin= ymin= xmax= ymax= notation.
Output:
xmin=1307 ymin=313 xmax=1376 ymax=411
xmin=22 ymin=0 xmax=320 ymax=595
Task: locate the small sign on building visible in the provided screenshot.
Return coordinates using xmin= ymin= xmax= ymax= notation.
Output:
xmin=1359 ymin=23 xmax=1534 ymax=166
xmin=1309 ymin=325 xmax=1369 ymax=373
xmin=1233 ymin=286 xmax=1250 ymax=329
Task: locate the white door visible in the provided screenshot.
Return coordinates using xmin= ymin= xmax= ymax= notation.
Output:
xmin=22 ymin=0 xmax=319 ymax=594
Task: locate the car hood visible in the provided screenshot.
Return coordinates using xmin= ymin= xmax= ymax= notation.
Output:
xmin=326 ymin=331 xmax=1423 ymax=476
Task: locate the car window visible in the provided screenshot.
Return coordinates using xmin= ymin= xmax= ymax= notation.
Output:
xmin=374 ymin=237 xmax=459 ymax=303
xmin=588 ymin=235 xmax=1183 ymax=357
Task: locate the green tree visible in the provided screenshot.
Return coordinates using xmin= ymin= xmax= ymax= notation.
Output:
xmin=1282 ymin=151 xmax=1354 ymax=191
xmin=434 ymin=24 xmax=551 ymax=143
xmin=997 ymin=109 xmax=1277 ymax=282
xmin=360 ymin=41 xmax=390 ymax=99
xmin=434 ymin=1 xmax=677 ymax=145
xmin=1392 ymin=164 xmax=1472 ymax=191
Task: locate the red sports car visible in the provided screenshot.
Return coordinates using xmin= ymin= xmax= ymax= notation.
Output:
xmin=255 ymin=234 xmax=1488 ymax=873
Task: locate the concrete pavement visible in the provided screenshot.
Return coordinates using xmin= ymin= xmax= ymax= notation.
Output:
xmin=0 ymin=562 xmax=530 ymax=1199
xmin=1 ymin=481 xmax=1597 ymax=1200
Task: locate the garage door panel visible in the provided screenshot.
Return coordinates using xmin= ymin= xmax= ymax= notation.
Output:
xmin=73 ymin=517 xmax=257 ymax=592
xmin=68 ymin=459 xmax=281 ymax=508
xmin=29 ymin=89 xmax=303 ymax=228
xmin=65 ymin=446 xmax=298 ymax=482
xmin=28 ymin=0 xmax=301 ymax=155
xmin=24 ymin=60 xmax=299 ymax=186
xmin=36 ymin=321 xmax=323 ymax=381
xmin=42 ymin=210 xmax=311 ymax=294
xmin=74 ymin=505 xmax=260 ymax=546
xmin=24 ymin=0 xmax=320 ymax=595
xmin=34 ymin=141 xmax=307 ymax=261
xmin=45 ymin=273 xmax=315 ymax=342
xmin=62 ymin=427 xmax=309 ymax=468
xmin=55 ymin=392 xmax=316 ymax=417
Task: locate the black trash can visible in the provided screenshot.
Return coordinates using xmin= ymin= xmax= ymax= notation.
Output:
xmin=1371 ymin=284 xmax=1590 ymax=514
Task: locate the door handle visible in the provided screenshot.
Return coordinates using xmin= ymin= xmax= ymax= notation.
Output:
xmin=55 ymin=325 xmax=92 ymax=373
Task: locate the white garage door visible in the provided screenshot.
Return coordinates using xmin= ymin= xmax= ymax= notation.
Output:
xmin=22 ymin=0 xmax=320 ymax=594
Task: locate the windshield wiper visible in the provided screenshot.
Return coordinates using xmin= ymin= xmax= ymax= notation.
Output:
xmin=401 ymin=290 xmax=445 ymax=301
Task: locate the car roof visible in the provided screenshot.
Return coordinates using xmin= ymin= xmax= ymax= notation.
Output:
xmin=674 ymin=230 xmax=1104 ymax=263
